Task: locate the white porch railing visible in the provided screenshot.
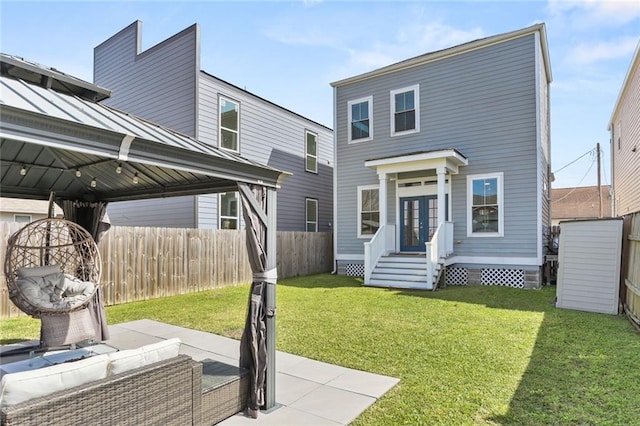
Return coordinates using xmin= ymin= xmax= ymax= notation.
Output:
xmin=425 ymin=222 xmax=454 ymax=287
xmin=364 ymin=224 xmax=396 ymax=284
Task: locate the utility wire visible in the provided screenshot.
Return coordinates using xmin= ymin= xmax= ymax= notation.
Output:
xmin=553 ymin=147 xmax=597 ymax=174
xmin=552 ymin=156 xmax=597 ymax=204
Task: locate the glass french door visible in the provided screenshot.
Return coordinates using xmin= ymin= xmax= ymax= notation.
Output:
xmin=400 ymin=196 xmax=439 ymax=252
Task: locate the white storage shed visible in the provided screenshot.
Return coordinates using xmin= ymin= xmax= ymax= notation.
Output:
xmin=556 ymin=218 xmax=623 ymax=315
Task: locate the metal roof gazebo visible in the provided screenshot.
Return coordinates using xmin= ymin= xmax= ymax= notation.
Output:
xmin=0 ymin=53 xmax=287 ymax=414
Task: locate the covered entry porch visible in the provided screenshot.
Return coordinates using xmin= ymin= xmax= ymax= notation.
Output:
xmin=363 ymin=150 xmax=468 ymax=290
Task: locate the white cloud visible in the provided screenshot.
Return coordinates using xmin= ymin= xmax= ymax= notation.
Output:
xmin=331 ymin=21 xmax=484 ymax=81
xmin=547 ymin=0 xmax=640 ymax=27
xmin=567 ymin=36 xmax=639 ymax=64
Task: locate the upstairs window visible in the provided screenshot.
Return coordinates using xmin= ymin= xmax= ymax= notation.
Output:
xmin=306 ymin=198 xmax=318 ymax=232
xmin=305 ymin=131 xmax=318 ymax=173
xmin=219 ymin=191 xmax=239 ymax=229
xmin=220 ymin=97 xmax=239 ymax=152
xmin=467 ymin=173 xmax=504 ymax=237
xmin=348 ymin=96 xmax=373 ymax=142
xmin=358 ymin=185 xmax=379 ymax=238
xmin=391 ymin=85 xmax=419 ymax=136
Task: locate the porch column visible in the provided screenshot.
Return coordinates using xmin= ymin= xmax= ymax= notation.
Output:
xmin=437 ymin=166 xmax=446 ymax=225
xmin=378 ymin=172 xmax=387 ymax=227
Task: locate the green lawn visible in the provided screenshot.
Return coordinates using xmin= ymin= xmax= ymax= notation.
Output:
xmin=2 ymin=274 xmax=639 ymax=425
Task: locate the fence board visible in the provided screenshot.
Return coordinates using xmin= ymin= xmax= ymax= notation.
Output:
xmin=624 ymin=212 xmax=640 ymax=324
xmin=0 ymin=224 xmax=332 ymax=319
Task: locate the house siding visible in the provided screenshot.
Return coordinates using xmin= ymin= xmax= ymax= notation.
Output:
xmin=335 ymin=34 xmax=541 ymax=260
xmin=539 ymin=34 xmax=552 ymax=254
xmin=198 ymin=73 xmax=333 ymax=231
xmin=94 ymin=22 xmax=333 ymax=231
xmin=108 ymin=197 xmax=196 ymax=228
xmin=94 ymin=21 xmax=198 ymax=137
xmin=610 ymin=44 xmax=640 ymax=216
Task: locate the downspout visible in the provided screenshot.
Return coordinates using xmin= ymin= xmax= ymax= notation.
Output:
xmin=331 ymin=85 xmax=338 ymax=274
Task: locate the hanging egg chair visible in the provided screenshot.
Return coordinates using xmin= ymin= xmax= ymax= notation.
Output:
xmin=4 ymin=218 xmax=101 ymax=347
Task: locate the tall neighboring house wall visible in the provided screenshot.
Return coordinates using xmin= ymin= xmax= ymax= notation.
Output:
xmin=610 ymin=41 xmax=640 ymax=216
xmin=94 ymin=21 xmax=333 ymax=231
xmin=332 ymin=25 xmax=551 ymax=288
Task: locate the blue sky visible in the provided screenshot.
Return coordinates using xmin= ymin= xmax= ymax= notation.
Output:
xmin=2 ymin=0 xmax=639 ymax=189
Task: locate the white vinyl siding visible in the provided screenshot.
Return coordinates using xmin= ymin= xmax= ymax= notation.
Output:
xmin=306 ymin=198 xmax=318 ymax=232
xmin=358 ymin=185 xmax=379 ymax=238
xmin=305 ymin=130 xmax=318 ymax=173
xmin=347 ymin=96 xmax=373 ymax=143
xmin=219 ymin=96 xmax=240 ymax=152
xmin=467 ymin=173 xmax=504 ymax=237
xmin=390 ymin=84 xmax=419 ymax=136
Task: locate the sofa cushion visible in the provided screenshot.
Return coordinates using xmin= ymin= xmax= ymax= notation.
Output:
xmin=0 ymin=354 xmax=109 ymax=407
xmin=108 ymin=338 xmax=181 ymax=376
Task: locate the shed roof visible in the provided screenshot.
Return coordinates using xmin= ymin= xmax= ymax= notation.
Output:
xmin=0 ymin=53 xmax=289 ymax=203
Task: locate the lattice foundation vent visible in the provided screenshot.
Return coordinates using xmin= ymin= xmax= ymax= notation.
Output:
xmin=446 ymin=267 xmax=468 ymax=286
xmin=345 ymin=264 xmax=364 ymax=277
xmin=481 ymin=268 xmax=525 ymax=288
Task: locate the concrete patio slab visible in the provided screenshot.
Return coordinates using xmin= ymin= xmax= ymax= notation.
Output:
xmin=1 ymin=320 xmax=399 ymax=425
xmin=106 ymin=320 xmax=399 ymax=424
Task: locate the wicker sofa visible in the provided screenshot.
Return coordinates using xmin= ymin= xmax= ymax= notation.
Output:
xmin=1 ymin=351 xmax=248 ymax=425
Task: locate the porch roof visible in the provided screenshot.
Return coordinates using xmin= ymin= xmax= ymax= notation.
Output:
xmin=365 ymin=149 xmax=468 ymax=175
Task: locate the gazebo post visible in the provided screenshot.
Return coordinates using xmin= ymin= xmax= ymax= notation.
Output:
xmin=264 ymin=187 xmax=277 ymax=410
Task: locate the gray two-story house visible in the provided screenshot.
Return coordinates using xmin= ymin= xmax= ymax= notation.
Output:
xmin=331 ymin=24 xmax=552 ymax=289
xmin=94 ymin=21 xmax=333 ymax=231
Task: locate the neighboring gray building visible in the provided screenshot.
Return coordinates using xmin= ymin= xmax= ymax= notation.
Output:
xmin=331 ymin=24 xmax=552 ymax=289
xmin=94 ymin=21 xmax=333 ymax=231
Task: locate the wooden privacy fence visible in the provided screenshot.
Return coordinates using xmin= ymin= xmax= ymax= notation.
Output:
xmin=0 ymin=223 xmax=332 ymax=319
xmin=623 ymin=212 xmax=640 ymax=326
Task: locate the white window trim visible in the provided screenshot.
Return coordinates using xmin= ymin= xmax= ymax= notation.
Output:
xmin=218 ymin=191 xmax=239 ymax=229
xmin=306 ymin=198 xmax=318 ymax=232
xmin=390 ymin=84 xmax=420 ymax=137
xmin=13 ymin=214 xmax=32 ymax=223
xmin=466 ymin=172 xmax=504 ymax=237
xmin=347 ymin=96 xmax=373 ymax=143
xmin=219 ymin=95 xmax=240 ymax=153
xmin=305 ymin=130 xmax=318 ymax=173
xmin=357 ymin=184 xmax=380 ymax=239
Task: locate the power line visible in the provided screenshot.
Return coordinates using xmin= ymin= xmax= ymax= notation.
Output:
xmin=552 ymin=155 xmax=597 ymax=204
xmin=553 ymin=147 xmax=597 ymax=174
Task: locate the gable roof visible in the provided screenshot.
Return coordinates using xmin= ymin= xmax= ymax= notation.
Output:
xmin=552 ymin=185 xmax=612 ymax=220
xmin=331 ymin=23 xmax=551 ymax=88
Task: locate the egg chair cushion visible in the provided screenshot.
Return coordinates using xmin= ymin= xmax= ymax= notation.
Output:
xmin=15 ymin=270 xmax=95 ymax=311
